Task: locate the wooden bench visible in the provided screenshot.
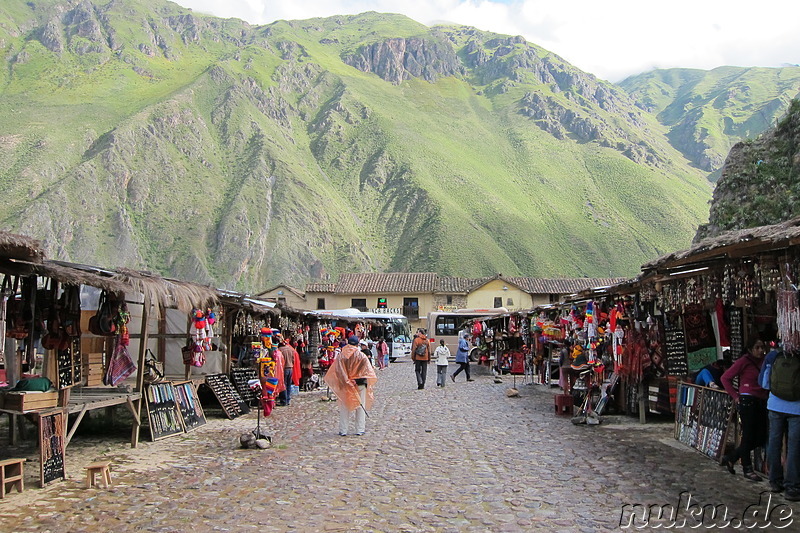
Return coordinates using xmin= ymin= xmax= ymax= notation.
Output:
xmin=85 ymin=461 xmax=112 ymax=489
xmin=0 ymin=458 xmax=26 ymax=498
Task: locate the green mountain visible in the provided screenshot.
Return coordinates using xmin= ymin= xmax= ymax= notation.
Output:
xmin=695 ymin=98 xmax=800 ymax=240
xmin=0 ymin=0 xmax=729 ymax=290
xmin=619 ymin=66 xmax=800 ymax=179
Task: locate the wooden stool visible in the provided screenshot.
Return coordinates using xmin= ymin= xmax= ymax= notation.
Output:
xmin=0 ymin=458 xmax=26 ymax=498
xmin=555 ymin=394 xmax=574 ymax=416
xmin=85 ymin=461 xmax=112 ymax=489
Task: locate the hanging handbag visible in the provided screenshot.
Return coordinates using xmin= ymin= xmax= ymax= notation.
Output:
xmin=5 ymin=276 xmax=29 ymax=340
xmin=0 ymin=275 xmax=9 ymax=361
xmin=143 ymin=349 xmax=165 ymax=384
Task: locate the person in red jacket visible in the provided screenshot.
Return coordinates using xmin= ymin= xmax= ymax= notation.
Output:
xmin=277 ymin=336 xmax=299 ymax=406
xmin=720 ymin=338 xmax=769 ymax=481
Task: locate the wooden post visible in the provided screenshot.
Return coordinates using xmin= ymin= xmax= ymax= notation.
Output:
xmin=157 ymin=307 xmax=166 ymax=363
xmin=184 ymin=313 xmax=192 ymax=381
xmin=131 ymin=295 xmax=150 ymax=448
xmin=638 ymin=381 xmax=647 ymax=424
xmin=224 ymin=305 xmax=233 ymax=375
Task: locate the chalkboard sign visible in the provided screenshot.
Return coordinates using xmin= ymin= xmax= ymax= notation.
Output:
xmin=230 ymin=368 xmax=259 ymax=403
xmin=173 ymin=381 xmax=206 ymax=432
xmin=664 ymin=325 xmax=689 ymax=376
xmin=39 ymin=410 xmax=66 ymax=486
xmin=56 ymin=339 xmax=82 ymax=389
xmin=145 ymin=382 xmax=184 ymax=441
xmin=728 ymin=307 xmax=744 ymax=360
xmin=674 ymin=382 xmax=733 ymax=460
xmin=205 ymin=374 xmax=250 ymax=419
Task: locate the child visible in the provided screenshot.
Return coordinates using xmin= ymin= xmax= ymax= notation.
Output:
xmin=434 ymin=339 xmax=451 ymax=388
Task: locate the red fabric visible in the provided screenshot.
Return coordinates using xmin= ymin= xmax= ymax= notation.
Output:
xmin=715 ymin=298 xmax=731 ymax=347
xmin=292 ymin=349 xmax=301 ymax=386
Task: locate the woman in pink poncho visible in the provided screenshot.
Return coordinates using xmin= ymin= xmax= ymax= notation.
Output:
xmin=326 ymin=335 xmax=377 ymax=436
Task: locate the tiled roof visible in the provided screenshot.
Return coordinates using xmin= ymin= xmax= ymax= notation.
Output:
xmin=436 ymin=276 xmax=490 ymax=293
xmin=507 ymin=277 xmax=628 ymax=294
xmin=305 ymin=283 xmax=336 ymax=293
xmin=304 ymin=273 xmax=628 ymax=296
xmin=334 ymin=272 xmax=439 ymax=293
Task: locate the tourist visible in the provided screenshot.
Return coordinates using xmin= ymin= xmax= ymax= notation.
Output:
xmin=277 ymin=335 xmax=299 ymax=406
xmin=411 ymin=329 xmax=431 ymax=389
xmin=720 ymin=338 xmax=768 ymax=481
xmin=452 ymin=332 xmax=474 ymax=382
xmin=325 ymin=335 xmax=377 ymax=436
xmin=759 ymin=345 xmax=800 ymax=499
xmin=375 ymin=337 xmax=389 ymax=370
xmin=433 ymin=339 xmax=450 ymax=387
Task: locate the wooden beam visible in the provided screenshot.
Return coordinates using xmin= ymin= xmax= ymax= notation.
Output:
xmin=132 ymin=296 xmax=150 ymax=449
xmin=124 ymin=396 xmax=140 ymax=426
xmin=64 ymin=404 xmax=88 ymax=448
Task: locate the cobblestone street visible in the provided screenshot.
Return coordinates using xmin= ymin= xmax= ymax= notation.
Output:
xmin=1 ymin=361 xmax=797 ymax=532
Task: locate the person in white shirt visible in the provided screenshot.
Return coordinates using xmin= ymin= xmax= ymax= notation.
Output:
xmin=433 ymin=340 xmax=451 ymax=388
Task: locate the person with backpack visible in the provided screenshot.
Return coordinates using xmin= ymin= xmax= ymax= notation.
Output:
xmin=411 ymin=329 xmax=431 ymax=389
xmin=720 ymin=338 xmax=768 ymax=481
xmin=759 ymin=344 xmax=800 ymax=499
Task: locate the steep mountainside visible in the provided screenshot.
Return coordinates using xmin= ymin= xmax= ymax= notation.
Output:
xmin=695 ymin=99 xmax=800 ymax=240
xmin=619 ymin=66 xmax=800 ymax=179
xmin=0 ymin=0 xmax=716 ymax=290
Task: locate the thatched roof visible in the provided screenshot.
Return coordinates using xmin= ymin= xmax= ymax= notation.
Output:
xmin=113 ymin=268 xmax=218 ymax=313
xmin=0 ymin=231 xmax=44 ymax=263
xmin=41 ymin=261 xmax=217 ymax=313
xmin=643 ymin=216 xmax=800 ymax=273
xmin=217 ymin=291 xmax=280 ymax=318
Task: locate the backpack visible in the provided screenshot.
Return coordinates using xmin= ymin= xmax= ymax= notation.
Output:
xmin=414 ymin=342 xmax=427 ymax=356
xmin=770 ymin=352 xmax=800 ymax=402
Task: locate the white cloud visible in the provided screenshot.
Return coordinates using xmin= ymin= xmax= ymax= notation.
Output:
xmin=178 ymin=0 xmax=800 ymax=82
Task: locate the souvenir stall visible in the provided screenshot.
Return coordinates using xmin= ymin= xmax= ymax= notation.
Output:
xmin=0 ymin=236 xmax=222 ymax=493
xmin=216 ymin=293 xmax=282 ymax=411
xmin=549 ymin=296 xmax=621 ymax=420
xmin=529 ymin=307 xmax=567 ymax=386
xmin=631 ymin=217 xmax=800 ymax=461
xmin=463 ymin=311 xmax=532 ymax=385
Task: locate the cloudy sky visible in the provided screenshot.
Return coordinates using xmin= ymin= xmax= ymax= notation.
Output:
xmin=176 ymin=0 xmax=799 ymax=82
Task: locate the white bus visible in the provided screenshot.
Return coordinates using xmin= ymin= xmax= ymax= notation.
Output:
xmin=309 ymin=309 xmax=412 ymax=362
xmin=428 ymin=308 xmax=509 ymax=361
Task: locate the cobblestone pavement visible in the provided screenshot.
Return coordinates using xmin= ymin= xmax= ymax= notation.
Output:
xmin=1 ymin=361 xmax=797 ymax=532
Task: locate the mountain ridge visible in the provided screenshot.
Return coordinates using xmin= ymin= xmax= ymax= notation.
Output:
xmin=0 ymin=1 xmax=789 ymax=292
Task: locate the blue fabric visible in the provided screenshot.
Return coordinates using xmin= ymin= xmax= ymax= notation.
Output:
xmin=455 ymin=338 xmax=470 ymax=364
xmin=761 ymin=349 xmax=800 ymax=415
xmin=767 ymin=410 xmax=800 ymax=491
xmin=693 ymin=368 xmax=716 ymax=387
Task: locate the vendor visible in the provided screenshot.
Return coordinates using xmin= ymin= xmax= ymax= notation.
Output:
xmin=694 ymin=351 xmax=732 ymax=388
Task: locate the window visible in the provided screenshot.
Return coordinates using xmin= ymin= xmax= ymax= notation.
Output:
xmin=278 ymin=297 xmax=287 ymax=305
xmin=435 ymin=316 xmax=459 ymax=336
xmin=351 ymin=298 xmax=367 ymax=312
xmin=493 ymin=297 xmax=502 ymax=308
xmin=549 ymin=294 xmax=559 ymax=303
xmin=506 ymin=298 xmax=513 ymax=307
xmin=317 ymin=298 xmax=326 ymax=310
xmin=403 ymin=297 xmax=419 ymax=320
xmin=446 ymin=295 xmax=453 ymax=305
